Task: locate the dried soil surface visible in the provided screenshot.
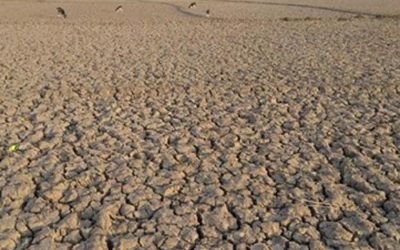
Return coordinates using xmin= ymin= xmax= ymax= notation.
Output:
xmin=0 ymin=1 xmax=400 ymax=249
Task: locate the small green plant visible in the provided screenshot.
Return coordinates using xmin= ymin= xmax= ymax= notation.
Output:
xmin=8 ymin=143 xmax=20 ymax=153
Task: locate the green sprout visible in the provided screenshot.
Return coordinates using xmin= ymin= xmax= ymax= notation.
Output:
xmin=8 ymin=143 xmax=20 ymax=153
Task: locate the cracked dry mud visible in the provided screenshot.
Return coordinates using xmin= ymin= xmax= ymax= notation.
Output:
xmin=1 ymin=1 xmax=400 ymax=249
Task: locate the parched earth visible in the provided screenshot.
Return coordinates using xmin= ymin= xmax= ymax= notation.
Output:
xmin=0 ymin=1 xmax=400 ymax=249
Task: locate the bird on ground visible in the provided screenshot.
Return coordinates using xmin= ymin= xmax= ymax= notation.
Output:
xmin=188 ymin=2 xmax=197 ymax=9
xmin=206 ymin=9 xmax=210 ymax=17
xmin=56 ymin=7 xmax=67 ymax=18
xmin=115 ymin=5 xmax=123 ymax=12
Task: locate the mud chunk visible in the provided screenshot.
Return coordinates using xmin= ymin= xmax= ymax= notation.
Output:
xmin=115 ymin=236 xmax=139 ymax=250
xmin=369 ymin=232 xmax=398 ymax=250
xmin=32 ymin=227 xmax=55 ymax=244
xmin=85 ymin=235 xmax=108 ymax=250
xmin=25 ymin=197 xmax=47 ymax=213
xmin=43 ymin=182 xmax=67 ymax=202
xmin=60 ymin=189 xmax=79 ymax=203
xmin=292 ymin=224 xmax=320 ymax=243
xmin=163 ymin=184 xmax=180 ymax=197
xmin=162 ymin=236 xmax=179 ymax=249
xmin=96 ymin=209 xmax=113 ymax=231
xmin=1 ymin=174 xmax=34 ymax=200
xmin=340 ymin=213 xmax=375 ymax=237
xmin=139 ymin=234 xmax=155 ymax=248
xmin=250 ymin=243 xmax=269 ymax=250
xmin=309 ymin=240 xmax=326 ymax=250
xmin=153 ymin=207 xmax=176 ymax=224
xmin=57 ymin=212 xmax=79 ymax=230
xmin=384 ymin=199 xmax=400 ymax=214
xmin=0 ymin=214 xmax=16 ymax=232
xmin=26 ymin=210 xmax=60 ymax=232
xmin=120 ymin=204 xmax=136 ymax=219
xmin=240 ymin=112 xmax=257 ymax=124
xmin=267 ymin=236 xmax=288 ymax=250
xmin=134 ymin=202 xmax=155 ymax=220
xmin=30 ymin=130 xmax=44 ymax=144
xmin=319 ymin=222 xmax=353 ymax=242
xmin=229 ymin=224 xmax=257 ymax=244
xmin=64 ymin=229 xmax=82 ymax=244
xmin=180 ymin=227 xmax=198 ymax=243
xmin=202 ymin=205 xmax=238 ymax=232
xmin=260 ymin=222 xmax=282 ymax=237
xmin=29 ymin=237 xmax=56 ymax=250
xmin=0 ymin=231 xmax=18 ymax=250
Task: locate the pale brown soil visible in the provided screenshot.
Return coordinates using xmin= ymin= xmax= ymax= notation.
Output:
xmin=0 ymin=1 xmax=400 ymax=250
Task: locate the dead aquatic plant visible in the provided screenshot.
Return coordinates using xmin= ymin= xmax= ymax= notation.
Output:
xmin=299 ymin=199 xmax=340 ymax=209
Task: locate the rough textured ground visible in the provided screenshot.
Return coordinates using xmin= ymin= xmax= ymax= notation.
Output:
xmin=0 ymin=0 xmax=400 ymax=249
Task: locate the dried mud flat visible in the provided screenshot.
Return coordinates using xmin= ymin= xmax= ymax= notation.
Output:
xmin=1 ymin=0 xmax=400 ymax=249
